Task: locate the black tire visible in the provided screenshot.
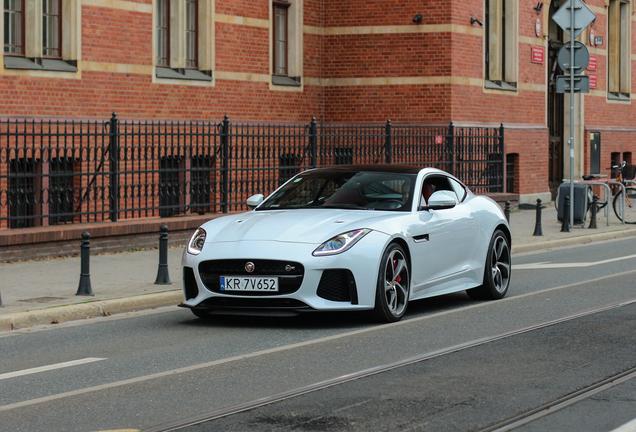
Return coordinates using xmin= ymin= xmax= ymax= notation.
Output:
xmin=613 ymin=187 xmax=636 ymax=224
xmin=374 ymin=243 xmax=410 ymax=323
xmin=467 ymin=229 xmax=511 ymax=300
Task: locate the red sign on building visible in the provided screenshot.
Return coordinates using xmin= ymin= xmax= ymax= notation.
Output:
xmin=435 ymin=136 xmax=443 ymax=144
xmin=531 ymin=46 xmax=544 ymax=64
xmin=588 ymin=73 xmax=597 ymax=89
xmin=588 ymin=55 xmax=597 ymax=71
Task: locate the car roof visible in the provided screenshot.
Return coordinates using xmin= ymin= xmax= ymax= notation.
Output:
xmin=307 ymin=164 xmax=428 ymax=175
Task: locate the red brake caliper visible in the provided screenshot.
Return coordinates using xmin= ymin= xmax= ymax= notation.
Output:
xmin=393 ymin=259 xmax=401 ymax=283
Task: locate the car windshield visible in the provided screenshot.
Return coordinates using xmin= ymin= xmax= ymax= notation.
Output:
xmin=257 ymin=170 xmax=416 ymax=211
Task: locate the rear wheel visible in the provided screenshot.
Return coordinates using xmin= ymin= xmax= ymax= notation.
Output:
xmin=467 ymin=229 xmax=511 ymax=300
xmin=374 ymin=243 xmax=410 ymax=323
xmin=613 ymin=187 xmax=636 ymax=224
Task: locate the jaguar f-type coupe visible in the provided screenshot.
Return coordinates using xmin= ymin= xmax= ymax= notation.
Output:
xmin=180 ymin=165 xmax=511 ymax=322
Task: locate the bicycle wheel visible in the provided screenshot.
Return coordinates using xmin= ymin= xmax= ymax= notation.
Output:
xmin=612 ymin=187 xmax=636 ymax=223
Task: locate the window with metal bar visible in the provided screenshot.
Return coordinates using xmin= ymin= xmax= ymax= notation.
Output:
xmin=159 ymin=156 xmax=184 ymax=217
xmin=607 ymin=0 xmax=631 ymax=100
xmin=9 ymin=158 xmax=38 ymax=228
xmin=190 ymin=155 xmax=214 ymax=214
xmin=3 ymin=0 xmax=24 ymax=55
xmin=49 ymin=157 xmax=75 ymax=225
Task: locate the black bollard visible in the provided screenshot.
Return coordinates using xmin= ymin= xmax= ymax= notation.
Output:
xmin=561 ymin=196 xmax=571 ymax=232
xmin=155 ymin=225 xmax=172 ymax=285
xmin=533 ymin=198 xmax=543 ymax=236
xmin=504 ymin=201 xmax=510 ymax=222
xmin=76 ymin=232 xmax=94 ymax=296
xmin=589 ymin=194 xmax=598 ymax=229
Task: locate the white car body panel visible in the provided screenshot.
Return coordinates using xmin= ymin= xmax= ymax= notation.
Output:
xmin=181 ymin=166 xmax=510 ymax=318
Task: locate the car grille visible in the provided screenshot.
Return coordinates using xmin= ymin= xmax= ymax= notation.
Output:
xmin=198 ymin=259 xmax=304 ymax=296
xmin=317 ymin=269 xmax=358 ymax=304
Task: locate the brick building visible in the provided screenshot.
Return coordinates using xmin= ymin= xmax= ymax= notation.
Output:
xmin=0 ymin=0 xmax=635 ymax=254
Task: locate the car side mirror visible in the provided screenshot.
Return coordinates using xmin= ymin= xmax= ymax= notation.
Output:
xmin=421 ymin=190 xmax=457 ymax=210
xmin=246 ymin=194 xmax=264 ymax=209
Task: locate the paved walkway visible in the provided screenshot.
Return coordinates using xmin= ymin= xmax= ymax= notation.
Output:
xmin=1 ymin=204 xmax=635 ymax=331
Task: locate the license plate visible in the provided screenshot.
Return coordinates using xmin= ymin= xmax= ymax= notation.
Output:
xmin=220 ymin=276 xmax=279 ymax=292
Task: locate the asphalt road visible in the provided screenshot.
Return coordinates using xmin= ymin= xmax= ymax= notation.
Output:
xmin=1 ymin=238 xmax=636 ymax=432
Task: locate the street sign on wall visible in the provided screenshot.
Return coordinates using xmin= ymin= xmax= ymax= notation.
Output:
xmin=531 ymin=46 xmax=545 ymax=64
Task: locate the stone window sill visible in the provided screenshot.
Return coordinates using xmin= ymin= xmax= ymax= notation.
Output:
xmin=4 ymin=56 xmax=78 ymax=72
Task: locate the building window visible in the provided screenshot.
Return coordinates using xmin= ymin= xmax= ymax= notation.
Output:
xmin=271 ymin=0 xmax=302 ymax=87
xmin=2 ymin=0 xmax=79 ymax=72
xmin=156 ymin=0 xmax=169 ymax=67
xmin=485 ymin=0 xmax=517 ymax=90
xmin=155 ymin=0 xmax=213 ymax=82
xmin=42 ymin=0 xmax=61 ymax=58
xmin=3 ymin=0 xmax=24 ymax=55
xmin=607 ymin=0 xmax=631 ymax=100
xmin=185 ymin=0 xmax=197 ymax=68
xmin=273 ymin=1 xmax=289 ymax=76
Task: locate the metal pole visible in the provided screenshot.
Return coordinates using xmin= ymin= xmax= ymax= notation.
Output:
xmin=310 ymin=117 xmax=318 ymax=168
xmin=533 ymin=199 xmax=543 ymax=236
xmin=385 ymin=119 xmax=392 ymax=164
xmin=155 ymin=225 xmax=172 ymax=285
xmin=221 ymin=115 xmax=229 ymax=214
xmin=76 ymin=232 xmax=94 ymax=296
xmin=569 ymin=1 xmax=575 ymax=228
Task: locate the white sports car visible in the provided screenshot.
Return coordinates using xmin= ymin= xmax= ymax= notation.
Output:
xmin=180 ymin=165 xmax=511 ymax=322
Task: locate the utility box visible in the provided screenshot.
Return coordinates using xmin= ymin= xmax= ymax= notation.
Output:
xmin=557 ymin=183 xmax=588 ymax=224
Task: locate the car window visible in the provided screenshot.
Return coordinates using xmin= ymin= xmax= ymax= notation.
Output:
xmin=420 ymin=175 xmax=457 ymax=206
xmin=449 ymin=178 xmax=467 ymax=202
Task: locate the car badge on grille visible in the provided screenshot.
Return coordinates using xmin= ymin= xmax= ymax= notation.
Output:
xmin=285 ymin=265 xmax=295 ymax=272
xmin=245 ymin=262 xmax=255 ymax=273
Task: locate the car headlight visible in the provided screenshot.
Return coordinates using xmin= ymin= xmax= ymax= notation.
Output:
xmin=312 ymin=229 xmax=371 ymax=256
xmin=187 ymin=228 xmax=207 ymax=255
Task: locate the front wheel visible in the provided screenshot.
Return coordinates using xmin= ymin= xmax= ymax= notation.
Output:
xmin=613 ymin=187 xmax=636 ymax=224
xmin=374 ymin=243 xmax=410 ymax=323
xmin=467 ymin=229 xmax=511 ymax=300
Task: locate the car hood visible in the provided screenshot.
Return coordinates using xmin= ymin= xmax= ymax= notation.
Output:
xmin=200 ymin=209 xmax=396 ymax=244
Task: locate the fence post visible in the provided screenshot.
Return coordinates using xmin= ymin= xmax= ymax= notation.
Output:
xmin=447 ymin=122 xmax=455 ymax=175
xmin=155 ymin=225 xmax=172 ymax=285
xmin=109 ymin=112 xmax=119 ymax=222
xmin=499 ymin=123 xmax=505 ymax=192
xmin=221 ymin=115 xmax=230 ymax=214
xmin=76 ymin=232 xmax=94 ymax=296
xmin=385 ymin=119 xmax=392 ymax=164
xmin=310 ymin=117 xmax=318 ymax=168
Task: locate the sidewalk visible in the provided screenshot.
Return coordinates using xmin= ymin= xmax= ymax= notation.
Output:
xmin=1 ymin=204 xmax=635 ymax=331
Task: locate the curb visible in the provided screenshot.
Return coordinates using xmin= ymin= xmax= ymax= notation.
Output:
xmin=0 ymin=290 xmax=182 ymax=332
xmin=512 ymin=228 xmax=636 ymax=254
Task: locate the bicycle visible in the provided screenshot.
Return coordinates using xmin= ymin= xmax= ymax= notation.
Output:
xmin=556 ymin=161 xmax=636 ymax=224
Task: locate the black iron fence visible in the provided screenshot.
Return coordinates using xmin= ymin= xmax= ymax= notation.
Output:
xmin=0 ymin=113 xmax=504 ymax=229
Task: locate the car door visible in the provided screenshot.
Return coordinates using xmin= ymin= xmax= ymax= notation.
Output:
xmin=410 ymin=175 xmax=478 ymax=296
